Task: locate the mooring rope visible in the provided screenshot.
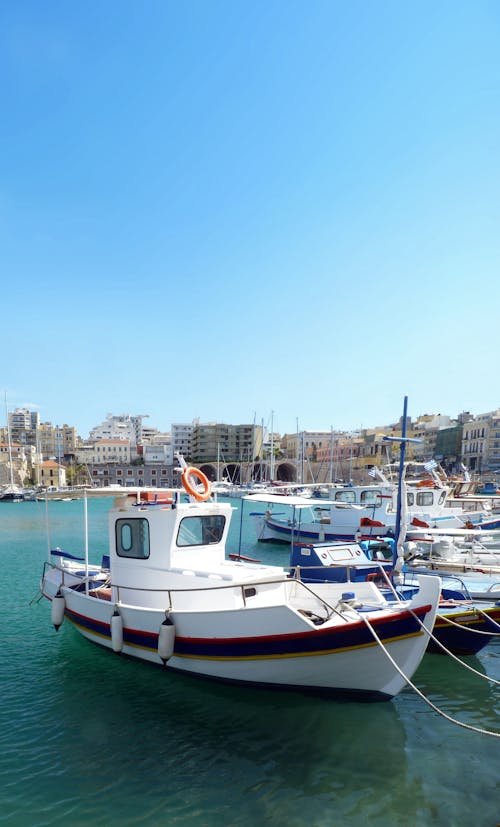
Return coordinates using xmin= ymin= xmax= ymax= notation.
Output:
xmin=361 ymin=613 xmax=500 ymax=739
xmin=407 ymin=609 xmax=500 ymax=686
xmin=28 ymin=590 xmax=44 ymax=606
xmin=437 ymin=606 xmax=500 ymax=636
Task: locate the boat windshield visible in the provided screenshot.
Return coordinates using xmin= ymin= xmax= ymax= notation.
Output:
xmin=360 ymin=490 xmax=384 ymax=506
xmin=416 ymin=491 xmax=434 ymax=507
xmin=177 ymin=515 xmax=225 ymax=547
xmin=335 ymin=490 xmax=356 ymax=503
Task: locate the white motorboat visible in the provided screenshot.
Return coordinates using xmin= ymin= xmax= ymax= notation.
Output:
xmin=40 ymin=466 xmax=440 ymax=701
xmin=248 ymin=486 xmax=474 ymax=546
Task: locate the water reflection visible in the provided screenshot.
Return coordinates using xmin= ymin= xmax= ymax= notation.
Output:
xmin=4 ymin=497 xmax=500 ymax=826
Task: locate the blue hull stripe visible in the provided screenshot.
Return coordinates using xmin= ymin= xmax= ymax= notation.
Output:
xmin=64 ymin=604 xmax=431 ymax=661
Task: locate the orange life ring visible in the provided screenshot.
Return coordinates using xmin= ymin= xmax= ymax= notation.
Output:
xmin=181 ymin=466 xmax=211 ymax=501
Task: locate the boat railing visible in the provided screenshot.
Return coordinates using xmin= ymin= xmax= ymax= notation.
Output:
xmin=42 ymin=560 xmax=110 ymax=591
xmin=111 ymin=574 xmax=355 ymax=620
xmin=43 ymin=560 xmax=363 ymax=621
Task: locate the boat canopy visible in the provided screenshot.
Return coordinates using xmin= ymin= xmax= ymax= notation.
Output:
xmin=242 ymin=493 xmax=362 ymax=509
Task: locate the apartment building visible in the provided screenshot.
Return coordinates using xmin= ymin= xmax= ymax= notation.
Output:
xmin=8 ymin=408 xmax=40 ymax=446
xmin=462 ymin=410 xmax=500 ymax=474
xmin=190 ymin=423 xmax=263 ymax=464
xmin=89 ymin=414 xmax=147 ymax=445
xmin=37 ymin=423 xmax=77 ymax=460
xmin=90 ymin=439 xmax=131 ymax=465
xmin=171 ymin=423 xmax=194 ymax=460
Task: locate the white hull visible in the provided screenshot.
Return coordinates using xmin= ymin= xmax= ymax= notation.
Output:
xmin=43 ymin=565 xmax=439 ymax=699
xmin=254 ymin=512 xmax=470 ymax=545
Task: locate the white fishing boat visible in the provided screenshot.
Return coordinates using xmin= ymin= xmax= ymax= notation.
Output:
xmin=404 ymin=531 xmax=500 ymax=601
xmin=40 ymin=465 xmax=440 ymax=700
xmin=247 ymin=461 xmax=496 ymax=545
xmin=248 ymin=488 xmax=471 ymax=546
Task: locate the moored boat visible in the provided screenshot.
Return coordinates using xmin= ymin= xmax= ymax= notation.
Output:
xmin=0 ymin=484 xmax=24 ymax=502
xmin=40 ymin=467 xmax=440 ymax=701
xmin=247 ymin=474 xmax=488 ymax=545
xmin=290 ymin=539 xmax=500 ymax=656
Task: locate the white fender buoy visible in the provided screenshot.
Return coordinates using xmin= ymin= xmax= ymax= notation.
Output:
xmin=51 ymin=592 xmax=66 ymax=631
xmin=158 ymin=614 xmax=175 ymax=663
xmin=110 ymin=609 xmax=123 ymax=653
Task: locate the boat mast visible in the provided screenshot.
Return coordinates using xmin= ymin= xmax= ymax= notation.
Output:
xmin=329 ymin=426 xmax=334 ymax=484
xmin=270 ymin=410 xmax=274 ymax=481
xmin=383 ymin=396 xmax=422 ymax=579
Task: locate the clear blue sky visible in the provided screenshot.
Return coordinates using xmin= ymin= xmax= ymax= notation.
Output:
xmin=2 ymin=1 xmax=500 ymax=438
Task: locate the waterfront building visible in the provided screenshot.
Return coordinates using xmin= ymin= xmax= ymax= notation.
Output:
xmin=74 ymin=443 xmax=94 ymax=466
xmin=39 ymin=460 xmax=67 ymax=489
xmin=433 ymin=424 xmax=464 ymax=473
xmin=0 ymin=442 xmax=31 ymax=486
xmin=282 ymin=431 xmax=333 ymax=462
xmin=89 ymin=414 xmax=147 ymax=445
xmin=8 ymin=408 xmax=40 ymax=447
xmin=190 ymin=422 xmax=263 ymax=465
xmin=462 ymin=409 xmax=500 ymax=474
xmin=89 ymin=462 xmax=173 ymax=488
xmin=171 ymin=423 xmax=194 ymax=460
xmin=38 ymin=423 xmax=77 ymax=461
xmin=141 ymin=443 xmax=174 ymax=464
xmin=89 ymin=439 xmax=131 ymax=465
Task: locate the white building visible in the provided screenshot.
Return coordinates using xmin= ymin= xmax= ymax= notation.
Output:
xmin=171 ymin=423 xmax=194 ymax=460
xmin=89 ymin=439 xmax=131 ymax=465
xmin=89 ymin=414 xmax=147 ymax=445
xmin=143 ymin=444 xmax=174 ymax=464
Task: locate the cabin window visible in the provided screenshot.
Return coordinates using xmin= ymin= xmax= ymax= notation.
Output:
xmin=416 ymin=491 xmax=434 ymax=507
xmin=177 ymin=515 xmax=225 ymax=547
xmin=335 ymin=490 xmax=356 ymax=504
xmin=116 ymin=518 xmax=150 ymax=559
xmin=407 ymin=492 xmax=415 ymax=506
xmin=438 ymin=491 xmax=446 ymax=505
xmin=360 ymin=490 xmax=383 ymax=506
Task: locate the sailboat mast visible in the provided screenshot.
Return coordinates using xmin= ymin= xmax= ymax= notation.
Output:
xmin=270 ymin=410 xmax=274 ymax=481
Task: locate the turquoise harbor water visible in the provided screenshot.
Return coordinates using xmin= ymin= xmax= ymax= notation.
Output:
xmin=1 ymin=497 xmax=499 ymax=827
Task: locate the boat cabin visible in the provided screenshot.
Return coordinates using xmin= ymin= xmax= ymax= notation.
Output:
xmin=107 ymin=491 xmax=283 ymax=607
